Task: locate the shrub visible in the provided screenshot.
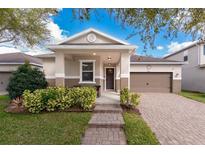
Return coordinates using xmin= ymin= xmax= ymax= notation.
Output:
xmin=120 ymin=88 xmax=140 ymax=108
xmin=23 ymin=89 xmax=46 ymax=113
xmin=120 ymin=88 xmax=130 ymax=104
xmin=46 ymin=87 xmax=73 ymax=111
xmin=78 ymin=87 xmax=96 ymax=110
xmin=22 ymin=87 xmax=96 ymax=113
xmin=130 ymin=93 xmax=140 ymax=107
xmin=7 ymin=61 xmax=48 ymax=99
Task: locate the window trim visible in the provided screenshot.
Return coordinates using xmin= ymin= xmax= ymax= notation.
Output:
xmin=79 ymin=60 xmax=96 ymax=84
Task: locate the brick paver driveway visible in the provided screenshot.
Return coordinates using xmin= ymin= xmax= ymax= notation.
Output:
xmin=139 ymin=93 xmax=205 ymax=145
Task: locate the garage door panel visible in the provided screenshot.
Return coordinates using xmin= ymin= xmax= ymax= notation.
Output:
xmin=130 ymin=72 xmax=171 ymax=93
xmin=0 ymin=72 xmax=12 ymax=92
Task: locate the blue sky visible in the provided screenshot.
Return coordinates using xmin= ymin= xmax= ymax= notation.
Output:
xmin=0 ymin=8 xmax=195 ymax=57
xmin=51 ymin=8 xmax=194 ymax=58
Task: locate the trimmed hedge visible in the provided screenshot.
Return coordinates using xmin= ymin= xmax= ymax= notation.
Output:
xmin=23 ymin=87 xmax=96 ymax=113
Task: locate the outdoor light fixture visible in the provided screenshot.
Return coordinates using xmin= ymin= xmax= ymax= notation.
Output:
xmin=93 ymin=52 xmax=96 ymax=55
xmin=107 ymin=56 xmax=111 ymax=60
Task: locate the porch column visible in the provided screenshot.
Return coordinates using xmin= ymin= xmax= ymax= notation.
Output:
xmin=55 ymin=52 xmax=65 ymax=87
xmin=120 ymin=52 xmax=130 ymax=90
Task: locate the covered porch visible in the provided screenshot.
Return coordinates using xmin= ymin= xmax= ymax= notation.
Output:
xmin=50 ymin=47 xmax=133 ymax=95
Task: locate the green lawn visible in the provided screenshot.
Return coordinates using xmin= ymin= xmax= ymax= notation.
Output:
xmin=123 ymin=112 xmax=159 ymax=145
xmin=180 ymin=90 xmax=205 ymax=104
xmin=0 ymin=95 xmax=91 ymax=144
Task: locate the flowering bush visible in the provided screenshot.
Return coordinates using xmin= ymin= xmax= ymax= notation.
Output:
xmin=22 ymin=87 xmax=96 ymax=113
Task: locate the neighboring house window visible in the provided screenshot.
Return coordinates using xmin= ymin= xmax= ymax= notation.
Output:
xmin=80 ymin=60 xmax=95 ymax=83
xmin=184 ymin=55 xmax=188 ymax=61
xmin=183 ymin=50 xmax=188 ymax=62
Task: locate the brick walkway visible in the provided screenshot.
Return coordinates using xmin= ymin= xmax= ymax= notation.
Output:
xmin=139 ymin=93 xmax=205 ymax=145
xmin=81 ymin=93 xmax=126 ymax=145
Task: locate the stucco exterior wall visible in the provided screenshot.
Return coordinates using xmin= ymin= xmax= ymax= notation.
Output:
xmin=165 ymin=45 xmax=205 ymax=92
xmin=130 ymin=64 xmax=182 ymax=80
xmin=42 ymin=58 xmax=55 ymax=77
xmin=0 ymin=65 xmax=20 ymax=72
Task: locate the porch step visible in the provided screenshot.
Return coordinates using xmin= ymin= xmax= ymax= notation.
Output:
xmin=88 ymin=113 xmax=125 ymax=128
xmin=94 ymin=104 xmax=122 ymax=113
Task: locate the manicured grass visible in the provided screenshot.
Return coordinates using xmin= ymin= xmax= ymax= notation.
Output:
xmin=180 ymin=90 xmax=205 ymax=104
xmin=0 ymin=96 xmax=91 ymax=145
xmin=123 ymin=112 xmax=159 ymax=145
xmin=0 ymin=95 xmax=10 ymax=101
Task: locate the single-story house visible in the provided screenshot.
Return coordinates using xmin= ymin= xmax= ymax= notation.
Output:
xmin=37 ymin=28 xmax=184 ymax=94
xmin=0 ymin=52 xmax=43 ymax=94
xmin=164 ymin=40 xmax=205 ymax=92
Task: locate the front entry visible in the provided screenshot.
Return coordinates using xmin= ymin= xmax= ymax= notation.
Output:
xmin=106 ymin=68 xmax=114 ymax=90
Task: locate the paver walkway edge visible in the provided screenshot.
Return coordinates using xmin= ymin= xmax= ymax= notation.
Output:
xmin=81 ymin=104 xmax=127 ymax=145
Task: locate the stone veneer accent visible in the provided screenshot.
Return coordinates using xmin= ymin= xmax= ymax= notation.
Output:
xmin=120 ymin=78 xmax=128 ymax=89
xmin=65 ymin=79 xmax=79 ymax=88
xmin=172 ymin=80 xmax=181 ymax=93
xmin=55 ymin=78 xmax=65 ymax=87
xmin=46 ymin=79 xmax=55 ymax=86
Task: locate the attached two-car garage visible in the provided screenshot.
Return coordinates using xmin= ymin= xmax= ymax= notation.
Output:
xmin=130 ymin=55 xmax=183 ymax=93
xmin=130 ymin=72 xmax=172 ymax=93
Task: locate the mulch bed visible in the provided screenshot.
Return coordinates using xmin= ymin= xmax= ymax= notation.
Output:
xmin=5 ymin=103 xmax=95 ymax=114
xmin=120 ymin=104 xmax=141 ymax=115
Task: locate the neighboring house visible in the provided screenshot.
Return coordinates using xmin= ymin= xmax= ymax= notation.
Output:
xmin=0 ymin=52 xmax=43 ymax=94
xmin=164 ymin=41 xmax=205 ymax=93
xmin=37 ymin=28 xmax=183 ymax=94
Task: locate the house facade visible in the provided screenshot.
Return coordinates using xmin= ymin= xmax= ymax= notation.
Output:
xmin=0 ymin=52 xmax=43 ymax=94
xmin=164 ymin=41 xmax=205 ymax=93
xmin=38 ymin=28 xmax=183 ymax=94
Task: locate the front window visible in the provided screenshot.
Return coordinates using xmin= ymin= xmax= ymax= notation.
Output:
xmin=80 ymin=60 xmax=95 ymax=82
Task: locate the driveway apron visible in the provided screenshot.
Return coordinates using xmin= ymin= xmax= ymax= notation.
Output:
xmin=139 ymin=93 xmax=205 ymax=145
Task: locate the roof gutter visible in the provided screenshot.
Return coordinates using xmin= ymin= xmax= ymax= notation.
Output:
xmin=130 ymin=62 xmax=186 ymax=65
xmin=47 ymin=45 xmax=137 ymax=51
xmin=0 ymin=62 xmax=43 ymax=67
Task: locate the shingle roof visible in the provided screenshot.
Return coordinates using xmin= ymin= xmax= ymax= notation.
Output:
xmin=0 ymin=52 xmax=42 ymax=66
xmin=130 ymin=55 xmax=180 ymax=62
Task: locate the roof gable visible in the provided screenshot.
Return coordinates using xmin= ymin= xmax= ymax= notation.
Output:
xmin=57 ymin=28 xmax=129 ymax=45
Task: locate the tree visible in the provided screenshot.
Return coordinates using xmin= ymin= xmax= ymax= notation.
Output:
xmin=0 ymin=8 xmax=57 ymax=46
xmin=72 ymin=8 xmax=205 ymax=50
xmin=7 ymin=61 xmax=48 ymax=99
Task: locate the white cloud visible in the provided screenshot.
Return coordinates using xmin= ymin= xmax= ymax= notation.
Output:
xmin=47 ymin=20 xmax=67 ymax=43
xmin=0 ymin=20 xmax=66 ymax=55
xmin=0 ymin=46 xmax=21 ymax=54
xmin=156 ymin=45 xmax=164 ymax=50
xmin=0 ymin=46 xmax=52 ymax=56
xmin=167 ymin=41 xmax=195 ymax=53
